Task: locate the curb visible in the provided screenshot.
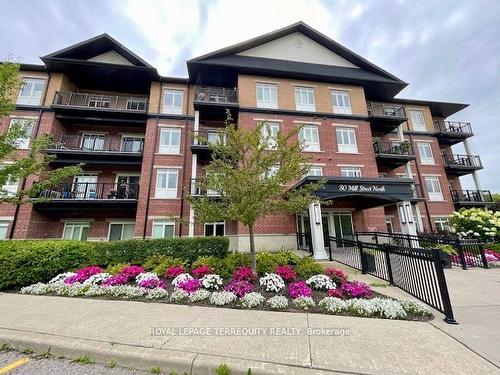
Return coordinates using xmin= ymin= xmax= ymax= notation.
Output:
xmin=0 ymin=328 xmax=345 ymax=375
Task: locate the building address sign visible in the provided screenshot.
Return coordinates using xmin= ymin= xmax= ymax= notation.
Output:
xmin=338 ymin=184 xmax=386 ymax=193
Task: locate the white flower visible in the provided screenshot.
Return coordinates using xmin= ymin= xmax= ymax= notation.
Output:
xmin=52 ymin=283 xmax=86 ymax=297
xmin=84 ymin=286 xmax=107 ymax=297
xmin=189 ymin=289 xmax=211 ymax=302
xmin=48 ymin=272 xmax=76 ymax=285
xmin=266 ymin=295 xmax=289 ymax=309
xmin=170 ymin=289 xmax=189 ymax=302
xmin=473 ymin=232 xmax=480 ymax=237
xmin=259 ymin=273 xmax=285 ymax=293
xmin=293 ymin=296 xmax=315 ymax=310
xmin=319 ymin=297 xmax=347 ymax=314
xmin=200 ymin=274 xmax=223 ymax=290
xmin=240 ymin=292 xmax=265 ymax=308
xmin=306 ymin=274 xmax=335 ymax=290
xmin=172 ymin=273 xmax=194 ymax=287
xmin=145 ymin=288 xmax=169 ymax=300
xmin=135 ymin=272 xmax=159 ymax=284
xmin=209 ymin=291 xmax=237 ymax=306
xmin=20 ymin=283 xmax=50 ymax=295
xmin=83 ymin=273 xmax=111 ymax=286
xmin=103 ymin=285 xmax=146 ymax=298
xmin=346 ymin=298 xmax=407 ymax=319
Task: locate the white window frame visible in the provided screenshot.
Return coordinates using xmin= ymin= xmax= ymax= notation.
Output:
xmin=159 ymin=128 xmax=181 ymax=154
xmin=62 ymin=221 xmax=90 ymax=241
xmin=9 ymin=118 xmax=34 ymax=149
xmin=340 ymin=167 xmax=362 ymax=177
xmin=256 ymin=83 xmax=278 ymax=109
xmin=299 ymin=125 xmax=320 ymax=152
xmin=155 ymin=169 xmax=178 ymax=198
xmin=108 ymin=221 xmax=136 ymax=241
xmin=126 ymin=98 xmax=147 ymax=111
xmin=121 ymin=135 xmax=144 ymax=153
xmin=385 ymin=217 xmax=394 ymax=233
xmin=434 ymin=217 xmax=450 ymax=232
xmin=425 ymin=177 xmax=444 ymax=201
xmin=16 ymin=77 xmax=45 ymax=106
xmin=260 ymin=122 xmax=280 ymax=149
xmin=294 ymin=87 xmax=316 ymax=112
xmin=331 ymin=90 xmax=352 ymax=114
xmin=410 ymin=110 xmax=426 ymax=132
xmin=152 ymin=220 xmax=175 ymax=239
xmin=417 ymin=142 xmax=435 ymax=165
xmin=0 ymin=221 xmax=8 ymax=240
xmin=204 ymin=222 xmax=225 ymax=237
xmin=336 ymin=127 xmax=358 ymax=153
xmin=162 ymin=89 xmax=183 ymax=115
xmin=306 ymin=166 xmax=323 ymax=177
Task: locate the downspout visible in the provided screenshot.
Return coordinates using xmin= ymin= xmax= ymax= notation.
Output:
xmin=178 ymin=83 xmax=191 ymax=238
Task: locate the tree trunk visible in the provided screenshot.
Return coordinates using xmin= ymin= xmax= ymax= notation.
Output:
xmin=248 ymin=224 xmax=257 ymax=271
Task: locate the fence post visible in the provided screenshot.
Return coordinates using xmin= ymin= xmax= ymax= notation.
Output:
xmin=358 ymin=241 xmax=367 ymax=274
xmin=432 ymin=248 xmax=457 ymax=324
xmin=374 ymin=232 xmax=379 ymax=245
xmin=406 ymin=233 xmax=411 ymax=248
xmin=456 ymin=240 xmax=468 ymax=270
xmin=383 ymin=244 xmax=394 ymax=285
xmin=478 ymin=243 xmax=489 ymax=269
xmin=327 ymin=237 xmax=333 ymax=261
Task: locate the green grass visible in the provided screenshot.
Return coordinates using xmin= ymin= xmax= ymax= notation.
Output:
xmin=71 ymin=355 xmax=94 ymax=365
xmin=151 ymin=367 xmax=161 ymax=374
xmin=370 ymin=282 xmax=389 ymax=287
xmin=106 ymin=360 xmax=117 ymax=368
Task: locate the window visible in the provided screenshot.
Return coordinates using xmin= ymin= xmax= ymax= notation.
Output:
xmin=204 ymin=222 xmax=225 ymax=236
xmin=306 ymin=166 xmax=323 ymax=176
xmin=162 ymin=89 xmax=183 ymax=114
xmin=16 ymin=78 xmax=45 ymax=105
xmin=410 ymin=110 xmax=426 ymax=131
xmin=294 ymin=87 xmax=315 ymax=112
xmin=256 ymin=83 xmax=278 ymax=109
xmin=331 ymin=90 xmax=352 ymax=114
xmin=299 ymin=125 xmax=320 ymax=152
xmin=340 ymin=167 xmax=362 ymax=177
xmin=1 ymin=175 xmax=19 ymax=197
xmin=385 ymin=217 xmax=393 ymax=233
xmin=159 ymin=128 xmax=181 ymax=154
xmin=206 ymin=130 xmax=226 ymax=145
xmin=9 ymin=118 xmax=34 ymax=149
xmin=108 ymin=222 xmax=135 ymax=240
xmin=417 ymin=142 xmax=434 ymax=165
xmin=88 ymin=95 xmax=111 ymax=108
xmin=336 ymin=127 xmax=358 ymax=153
xmin=425 ymin=177 xmax=443 ymax=201
xmin=155 ymin=169 xmax=178 ymax=198
xmin=121 ymin=136 xmax=144 ymax=152
xmin=0 ymin=221 xmax=8 ymax=240
xmin=434 ymin=217 xmax=450 ymax=232
xmin=62 ymin=222 xmax=89 ymax=241
xmin=81 ymin=133 xmax=105 ymax=151
xmin=260 ymin=122 xmax=280 ymax=149
xmin=152 ymin=220 xmax=175 ymax=238
xmin=126 ymin=98 xmax=147 ymax=111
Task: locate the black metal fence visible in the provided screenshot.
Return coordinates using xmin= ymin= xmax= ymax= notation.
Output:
xmin=327 ymin=235 xmax=457 ymax=324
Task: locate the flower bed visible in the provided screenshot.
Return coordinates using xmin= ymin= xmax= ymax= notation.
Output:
xmin=18 ymin=260 xmax=433 ymax=321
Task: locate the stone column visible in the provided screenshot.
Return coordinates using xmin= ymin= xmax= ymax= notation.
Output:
xmin=397 ymin=201 xmax=418 ymax=236
xmin=308 ymin=201 xmax=328 ymax=260
xmin=463 ymin=138 xmax=482 ymax=191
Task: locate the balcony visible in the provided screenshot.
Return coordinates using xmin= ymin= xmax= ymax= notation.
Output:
xmin=193 ymin=86 xmax=238 ymax=121
xmin=190 ymin=178 xmax=222 ymax=198
xmin=373 ymin=139 xmax=416 ymax=167
xmin=367 ymin=102 xmax=407 ymax=133
xmin=434 ymin=121 xmax=473 ymax=145
xmin=450 ymin=189 xmax=494 ymax=208
xmin=46 ymin=135 xmax=144 ymax=166
xmin=52 ymin=91 xmax=148 ymax=124
xmin=190 ymin=128 xmax=226 ymax=160
xmin=33 ymin=182 xmax=139 ymax=215
xmin=443 ymin=154 xmax=483 ymax=176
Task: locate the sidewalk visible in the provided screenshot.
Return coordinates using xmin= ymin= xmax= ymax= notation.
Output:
xmin=0 ymin=293 xmax=498 ymax=375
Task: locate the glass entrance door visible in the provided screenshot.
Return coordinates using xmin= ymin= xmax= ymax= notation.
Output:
xmin=324 ymin=211 xmax=354 ymax=247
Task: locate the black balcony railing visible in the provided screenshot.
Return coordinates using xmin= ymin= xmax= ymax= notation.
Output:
xmin=443 ymin=154 xmax=482 ymax=168
xmin=49 ymin=135 xmax=144 ymax=153
xmin=35 ymin=182 xmax=139 ymax=200
xmin=53 ymin=91 xmax=148 ymax=113
xmin=191 ymin=129 xmax=227 ymax=146
xmin=367 ymin=102 xmax=406 ymax=118
xmin=450 ymin=189 xmax=493 ymax=204
xmin=373 ymin=139 xmax=414 ymax=156
xmin=194 ymin=86 xmax=238 ymax=105
xmin=190 ymin=178 xmax=221 ymax=197
xmin=434 ymin=121 xmax=473 ymax=135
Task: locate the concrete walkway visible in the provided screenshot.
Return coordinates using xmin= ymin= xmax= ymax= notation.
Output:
xmin=0 ymin=293 xmax=498 ymax=375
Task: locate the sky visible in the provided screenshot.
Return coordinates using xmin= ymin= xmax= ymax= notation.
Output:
xmin=1 ymin=0 xmax=499 ymax=192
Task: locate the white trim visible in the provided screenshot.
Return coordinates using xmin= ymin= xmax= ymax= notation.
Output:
xmin=8 ymin=115 xmax=38 ymax=119
xmin=254 ymin=118 xmax=283 ymax=122
xmin=421 ymin=173 xmax=442 ymax=177
xmin=157 ymin=124 xmax=185 ymax=128
xmin=254 ymin=80 xmax=279 ymax=85
xmin=153 ymin=165 xmax=183 ymax=169
xmin=337 ymin=164 xmax=364 ymax=167
xmin=332 ymin=123 xmax=358 ymax=128
xmin=411 ymin=139 xmax=433 ymax=143
xmin=60 ymin=218 xmax=95 ymax=222
xmin=151 ymin=219 xmax=176 ymax=239
xmin=328 ymin=87 xmax=353 ymax=91
xmin=0 ymin=216 xmax=14 ymax=221
xmin=119 ymin=132 xmax=145 ymax=137
xmin=204 ymin=222 xmax=226 ymax=237
xmin=293 ymin=120 xmax=322 ymax=125
xmin=107 ymin=221 xmax=136 ymax=241
xmin=291 ymin=83 xmax=317 ymax=88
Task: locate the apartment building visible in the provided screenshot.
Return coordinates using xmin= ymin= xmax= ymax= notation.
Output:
xmin=0 ymin=22 xmax=492 ymax=257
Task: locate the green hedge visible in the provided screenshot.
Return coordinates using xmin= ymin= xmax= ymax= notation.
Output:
xmin=0 ymin=237 xmax=229 ymax=290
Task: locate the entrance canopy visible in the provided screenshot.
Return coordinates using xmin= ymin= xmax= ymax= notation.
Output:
xmin=294 ymin=176 xmax=414 ymax=209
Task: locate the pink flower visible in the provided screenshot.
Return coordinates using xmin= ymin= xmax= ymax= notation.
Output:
xmin=64 ymin=266 xmax=104 ymax=284
xmin=192 ymin=265 xmax=214 ymax=278
xmin=275 ymin=265 xmax=297 ymax=282
xmin=224 ymin=279 xmax=254 ymax=297
xmin=324 ymin=268 xmax=347 ymax=285
xmin=165 ymin=265 xmax=185 ymax=279
xmin=138 ymin=278 xmax=166 ymax=289
xmin=121 ymin=265 xmax=144 ymax=280
xmin=177 ymin=278 xmax=201 ymax=293
xmin=102 ymin=273 xmax=129 ymax=286
xmin=327 ymin=288 xmax=343 ymax=298
xmin=485 ymin=250 xmax=500 ymax=261
xmin=341 ymin=282 xmax=372 ymax=298
xmin=288 ymin=281 xmax=312 ymax=298
xmin=231 ymin=267 xmax=255 ymax=282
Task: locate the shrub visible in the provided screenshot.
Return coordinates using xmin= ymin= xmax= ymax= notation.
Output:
xmin=295 ymin=257 xmax=324 ymax=279
xmin=191 ymin=256 xmax=225 ymax=275
xmin=143 ymin=255 xmax=185 ymax=275
xmin=327 ymin=288 xmax=343 ymax=298
xmin=288 ymin=281 xmax=312 ymax=298
xmin=222 ymin=253 xmax=251 ymax=276
xmin=165 ymin=265 xmax=185 ymax=279
xmin=121 ymin=265 xmax=144 ymax=280
xmin=324 ymin=268 xmax=348 ymax=285
xmin=449 ymin=208 xmax=500 ymax=241
xmin=341 ymin=282 xmax=373 ymax=298
xmin=255 ymin=251 xmax=301 ymax=275
xmin=191 ymin=265 xmax=214 ymax=278
xmin=224 ymin=279 xmax=254 ymax=297
xmin=105 ymin=263 xmax=127 ymax=275
xmin=232 ymin=267 xmax=255 ymax=282
xmin=275 ymin=265 xmax=297 ymax=282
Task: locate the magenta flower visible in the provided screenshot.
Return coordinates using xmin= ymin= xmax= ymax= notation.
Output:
xmin=165 ymin=265 xmax=185 ymax=279
xmin=121 ymin=265 xmax=144 ymax=280
xmin=102 ymin=273 xmax=128 ymax=286
xmin=231 ymin=267 xmax=255 ymax=282
xmin=176 ymin=278 xmax=201 ymax=293
xmin=341 ymin=282 xmax=372 ymax=298
xmin=288 ymin=281 xmax=312 ymax=298
xmin=224 ymin=279 xmax=254 ymax=297
xmin=64 ymin=266 xmax=104 ymax=284
xmin=138 ymin=278 xmax=166 ymax=289
xmin=324 ymin=267 xmax=348 ymax=285
xmin=327 ymin=288 xmax=343 ymax=298
xmin=192 ymin=265 xmax=214 ymax=278
xmin=275 ymin=265 xmax=297 ymax=282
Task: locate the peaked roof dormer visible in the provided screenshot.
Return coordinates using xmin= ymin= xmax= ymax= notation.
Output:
xmin=188 ymin=22 xmax=407 ymax=99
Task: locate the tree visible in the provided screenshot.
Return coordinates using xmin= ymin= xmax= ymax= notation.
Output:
xmin=0 ymin=61 xmax=82 ymax=204
xmin=189 ymin=112 xmax=324 ymax=270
